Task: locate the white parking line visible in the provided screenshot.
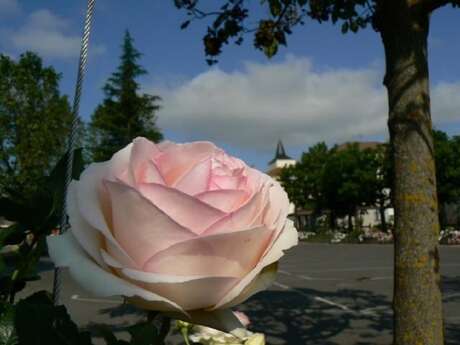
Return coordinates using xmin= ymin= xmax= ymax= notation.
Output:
xmin=275 ymin=269 xmax=394 ymax=316
xmin=279 ymin=270 xmax=342 ymax=281
xmin=71 ymin=294 xmax=122 ymax=304
xmin=279 ymin=269 xmax=390 ymax=281
xmin=444 ymin=293 xmax=460 ymax=300
xmin=273 ymin=281 xmax=359 ymax=315
xmin=304 ymin=263 xmax=460 ymax=273
xmin=313 ymin=296 xmax=356 ymax=313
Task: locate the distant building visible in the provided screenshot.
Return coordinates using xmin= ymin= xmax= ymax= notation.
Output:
xmin=266 ymin=140 xmax=296 ymax=178
xmin=266 ymin=140 xmax=296 ymax=215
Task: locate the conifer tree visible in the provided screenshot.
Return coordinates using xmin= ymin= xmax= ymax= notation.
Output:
xmin=89 ymin=30 xmax=162 ymax=161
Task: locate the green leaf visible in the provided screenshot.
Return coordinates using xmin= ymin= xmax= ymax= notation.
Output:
xmin=0 ymin=257 xmax=5 ymax=275
xmin=127 ymin=322 xmax=158 ymax=345
xmin=0 ymin=225 xmax=26 ymax=247
xmin=15 ymin=291 xmax=93 ymax=345
xmin=0 ymin=303 xmax=18 ymax=345
xmin=341 ymin=22 xmax=349 ymax=34
xmin=0 ymin=199 xmax=25 ymax=224
xmin=263 ymin=41 xmax=278 ymax=58
xmin=269 ymin=0 xmax=282 ymax=17
xmin=47 ymin=148 xmax=85 ymax=221
xmin=180 ymin=20 xmax=191 ymax=30
xmin=92 ymin=325 xmax=118 ymax=345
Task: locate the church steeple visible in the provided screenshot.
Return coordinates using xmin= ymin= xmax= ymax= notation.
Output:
xmin=269 ymin=140 xmax=292 ymax=164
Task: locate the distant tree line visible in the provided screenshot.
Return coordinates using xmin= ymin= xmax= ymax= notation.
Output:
xmin=0 ymin=30 xmax=162 ymax=201
xmin=279 ymin=134 xmax=460 ymax=232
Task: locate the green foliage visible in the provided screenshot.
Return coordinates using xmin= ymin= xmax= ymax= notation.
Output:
xmin=89 ymin=31 xmax=163 ymax=162
xmin=280 ymin=142 xmax=391 ymax=231
xmin=433 ymin=130 xmax=460 ymax=205
xmin=174 ymin=0 xmax=375 ymax=64
xmin=0 ymin=303 xmax=17 ymax=345
xmin=279 ymin=142 xmax=331 ymax=214
xmin=0 ymin=149 xmax=84 ymax=303
xmin=14 ymin=291 xmax=93 ymax=345
xmin=433 ymin=130 xmax=460 ymax=226
xmin=323 ymin=144 xmax=382 ymax=223
xmin=0 ymin=52 xmax=74 ymax=199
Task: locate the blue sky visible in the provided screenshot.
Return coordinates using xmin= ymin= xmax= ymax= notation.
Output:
xmin=1 ymin=0 xmax=459 ymax=170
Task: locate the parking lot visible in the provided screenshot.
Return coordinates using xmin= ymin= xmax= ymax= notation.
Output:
xmin=20 ymin=243 xmax=460 ymax=345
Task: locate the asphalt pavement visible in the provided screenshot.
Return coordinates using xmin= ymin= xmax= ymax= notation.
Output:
xmin=17 ymin=243 xmax=460 ymax=345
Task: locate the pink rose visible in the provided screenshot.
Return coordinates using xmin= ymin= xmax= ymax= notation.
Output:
xmin=47 ymin=138 xmax=297 ymax=331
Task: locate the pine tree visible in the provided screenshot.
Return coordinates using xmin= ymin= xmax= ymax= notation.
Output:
xmin=89 ymin=30 xmax=162 ymax=161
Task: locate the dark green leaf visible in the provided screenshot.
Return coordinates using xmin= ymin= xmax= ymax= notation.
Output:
xmin=0 ymin=303 xmax=18 ymax=345
xmin=127 ymin=322 xmax=158 ymax=345
xmin=269 ymin=0 xmax=282 ymax=17
xmin=180 ymin=20 xmax=191 ymax=29
xmin=15 ymin=291 xmax=93 ymax=345
xmin=93 ymin=325 xmax=118 ymax=345
xmin=263 ymin=41 xmax=278 ymax=58
xmin=0 ymin=225 xmax=26 ymax=247
xmin=47 ymin=148 xmax=84 ymax=221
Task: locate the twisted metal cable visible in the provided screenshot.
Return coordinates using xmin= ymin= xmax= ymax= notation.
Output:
xmin=53 ymin=0 xmax=96 ymax=305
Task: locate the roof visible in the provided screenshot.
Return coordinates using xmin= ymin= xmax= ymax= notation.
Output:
xmin=336 ymin=141 xmax=383 ymax=151
xmin=268 ymin=140 xmax=292 ymax=164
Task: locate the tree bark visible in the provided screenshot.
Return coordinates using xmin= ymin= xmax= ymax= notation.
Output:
xmin=348 ymin=213 xmax=353 ymax=231
xmin=379 ymin=201 xmax=387 ymax=232
xmin=379 ymin=2 xmax=444 ymax=344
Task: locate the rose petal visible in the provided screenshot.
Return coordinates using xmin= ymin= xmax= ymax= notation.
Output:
xmin=211 ymin=175 xmax=245 ymax=190
xmin=195 ymin=189 xmax=249 ymax=213
xmin=157 ymin=141 xmax=218 ymax=186
xmin=105 ymin=181 xmax=196 ymax=266
xmin=144 ymin=226 xmax=273 ymax=276
xmin=76 ymin=163 xmax=115 ymax=234
xmin=263 ymin=182 xmax=290 ymax=231
xmin=66 ymin=181 xmax=106 ymax=267
xmin=212 ymin=220 xmax=298 ymax=309
xmin=173 ymin=158 xmax=212 ymax=195
xmin=203 ymin=185 xmax=269 ymax=236
xmin=157 ymin=140 xmax=175 ymax=151
xmin=74 ymin=170 xmax=133 ymax=264
xmin=46 ymin=231 xmax=185 ymax=313
xmin=142 ymin=161 xmax=165 ymax=184
xmin=126 ymin=274 xmax=238 ymax=311
xmin=138 ymin=183 xmax=226 ymax=234
xmin=76 ymin=141 xmax=133 ymax=232
xmin=101 ymin=249 xmax=213 ymax=283
xmin=144 ymin=255 xmax=245 ymax=278
xmin=130 ymin=138 xmax=164 ymax=184
xmin=104 ymin=240 xmax=139 ymax=269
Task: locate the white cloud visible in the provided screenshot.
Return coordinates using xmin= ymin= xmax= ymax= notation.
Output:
xmin=10 ymin=9 xmax=105 ymax=59
xmin=0 ymin=0 xmax=19 ymax=16
xmin=150 ymin=56 xmax=387 ymax=151
xmin=432 ymin=82 xmax=460 ymax=123
xmin=150 ymin=55 xmax=460 ymax=153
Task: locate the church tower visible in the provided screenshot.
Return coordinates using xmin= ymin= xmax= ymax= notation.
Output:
xmin=266 ymin=140 xmax=296 ymax=179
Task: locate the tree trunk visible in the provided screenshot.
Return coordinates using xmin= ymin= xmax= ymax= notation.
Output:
xmin=379 ymin=201 xmax=387 ymax=232
xmin=438 ymin=203 xmax=447 ymax=229
xmin=379 ymin=3 xmax=444 ymax=345
xmin=348 ymin=213 xmax=353 ymax=231
xmin=329 ymin=210 xmax=336 ymax=230
xmin=354 ymin=208 xmax=361 ymax=232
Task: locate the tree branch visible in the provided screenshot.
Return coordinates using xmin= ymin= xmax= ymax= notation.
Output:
xmin=418 ymin=0 xmax=459 ymax=13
